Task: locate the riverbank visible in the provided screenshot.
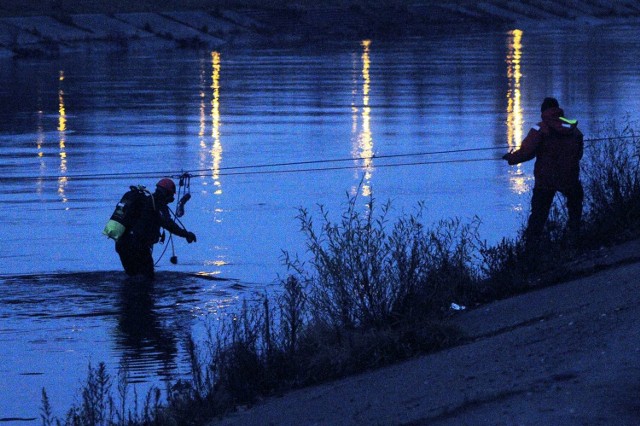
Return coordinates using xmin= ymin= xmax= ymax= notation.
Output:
xmin=210 ymin=238 xmax=640 ymax=425
xmin=1 ymin=1 xmax=640 ymax=58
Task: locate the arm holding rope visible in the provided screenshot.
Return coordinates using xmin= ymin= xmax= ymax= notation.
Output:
xmin=159 ymin=206 xmax=196 ymax=243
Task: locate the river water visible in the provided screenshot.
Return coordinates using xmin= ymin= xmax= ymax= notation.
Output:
xmin=1 ymin=23 xmax=640 ymax=421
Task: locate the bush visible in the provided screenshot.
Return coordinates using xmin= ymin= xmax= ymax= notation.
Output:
xmin=283 ymin=193 xmax=483 ymax=331
xmin=41 ymin=362 xmax=165 ymax=426
xmin=581 ymin=121 xmax=640 ymax=244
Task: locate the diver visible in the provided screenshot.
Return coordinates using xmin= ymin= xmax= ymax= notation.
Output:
xmin=113 ymin=178 xmax=197 ymax=280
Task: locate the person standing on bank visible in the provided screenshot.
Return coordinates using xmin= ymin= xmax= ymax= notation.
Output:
xmin=502 ymin=97 xmax=584 ymax=244
xmin=116 ymin=178 xmax=196 ymax=280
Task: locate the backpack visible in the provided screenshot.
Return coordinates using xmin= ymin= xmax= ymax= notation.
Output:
xmin=102 ymin=185 xmax=150 ymax=241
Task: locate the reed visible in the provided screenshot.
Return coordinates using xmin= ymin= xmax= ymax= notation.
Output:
xmin=581 ymin=120 xmax=640 ymax=245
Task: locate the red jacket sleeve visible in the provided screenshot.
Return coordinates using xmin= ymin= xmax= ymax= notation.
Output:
xmin=505 ymin=126 xmax=542 ymax=165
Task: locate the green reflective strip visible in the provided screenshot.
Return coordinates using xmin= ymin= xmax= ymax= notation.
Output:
xmin=103 ymin=220 xmax=126 ymax=241
xmin=559 ymin=116 xmax=577 ymax=125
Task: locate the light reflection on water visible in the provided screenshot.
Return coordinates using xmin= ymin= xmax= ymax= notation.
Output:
xmin=506 ymin=29 xmax=530 ymax=196
xmin=57 ymin=70 xmax=68 ymax=204
xmin=210 ymin=51 xmax=222 ymax=198
xmin=2 ymin=24 xmax=640 ymax=419
xmin=352 ymin=39 xmax=374 ymax=197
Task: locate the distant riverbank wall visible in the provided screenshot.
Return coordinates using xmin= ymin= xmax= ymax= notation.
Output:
xmin=0 ymin=2 xmax=639 ymax=58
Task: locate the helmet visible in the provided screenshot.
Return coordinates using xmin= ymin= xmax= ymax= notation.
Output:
xmin=156 ymin=178 xmax=176 ymax=195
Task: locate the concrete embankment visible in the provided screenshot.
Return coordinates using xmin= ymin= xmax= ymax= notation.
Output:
xmin=1 ymin=1 xmax=640 ymax=58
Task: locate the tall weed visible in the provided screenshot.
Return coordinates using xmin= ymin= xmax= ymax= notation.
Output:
xmin=284 ymin=193 xmax=482 ymax=331
xmin=581 ymin=121 xmax=640 ymax=244
xmin=41 ymin=362 xmax=164 ymax=426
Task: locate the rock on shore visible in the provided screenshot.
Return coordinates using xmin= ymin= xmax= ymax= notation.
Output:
xmin=1 ymin=1 xmax=640 ymax=58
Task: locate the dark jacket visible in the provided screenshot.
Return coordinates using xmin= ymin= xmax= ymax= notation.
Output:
xmin=129 ymin=193 xmax=188 ymax=246
xmin=504 ymin=106 xmax=583 ymax=191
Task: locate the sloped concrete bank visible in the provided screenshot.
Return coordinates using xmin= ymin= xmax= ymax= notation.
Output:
xmin=210 ymin=239 xmax=640 ymax=425
xmin=1 ymin=1 xmax=640 ymax=58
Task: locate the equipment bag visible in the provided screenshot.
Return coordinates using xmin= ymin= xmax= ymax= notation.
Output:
xmin=102 ymin=185 xmax=149 ymax=241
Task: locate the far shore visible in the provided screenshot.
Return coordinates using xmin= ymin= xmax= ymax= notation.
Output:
xmin=1 ymin=1 xmax=639 ymax=58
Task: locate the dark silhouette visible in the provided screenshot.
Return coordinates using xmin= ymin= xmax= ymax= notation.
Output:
xmin=116 ymin=280 xmax=178 ymax=376
xmin=115 ymin=178 xmax=196 ymax=280
xmin=502 ymin=97 xmax=584 ymax=244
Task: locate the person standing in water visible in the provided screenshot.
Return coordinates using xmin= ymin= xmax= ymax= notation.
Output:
xmin=115 ymin=178 xmax=196 ymax=280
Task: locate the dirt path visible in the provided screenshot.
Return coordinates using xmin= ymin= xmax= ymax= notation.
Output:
xmin=210 ymin=241 xmax=640 ymax=425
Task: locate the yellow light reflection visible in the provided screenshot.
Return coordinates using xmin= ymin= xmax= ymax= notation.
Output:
xmin=351 ymin=40 xmax=374 ymax=197
xmin=204 ymin=259 xmax=228 ymax=267
xmin=211 ymin=51 xmax=222 ymax=197
xmin=58 ymin=70 xmax=68 ymax=203
xmin=199 ymin=51 xmax=226 ymax=276
xmin=506 ymin=29 xmax=523 ymax=149
xmin=505 ymin=30 xmax=528 ymax=195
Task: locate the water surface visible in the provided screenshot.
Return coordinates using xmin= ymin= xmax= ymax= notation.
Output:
xmin=1 ymin=24 xmax=640 ymax=421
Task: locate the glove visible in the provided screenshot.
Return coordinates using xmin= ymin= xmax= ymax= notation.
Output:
xmin=186 ymin=232 xmax=197 ymax=243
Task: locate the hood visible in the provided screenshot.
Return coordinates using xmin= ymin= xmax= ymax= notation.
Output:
xmin=541 ymin=106 xmax=577 ymax=134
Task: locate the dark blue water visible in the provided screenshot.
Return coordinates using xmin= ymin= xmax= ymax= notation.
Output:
xmin=1 ymin=24 xmax=640 ymax=421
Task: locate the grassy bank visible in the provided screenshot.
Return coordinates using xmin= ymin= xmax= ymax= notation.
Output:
xmin=41 ymin=122 xmax=640 ymax=425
